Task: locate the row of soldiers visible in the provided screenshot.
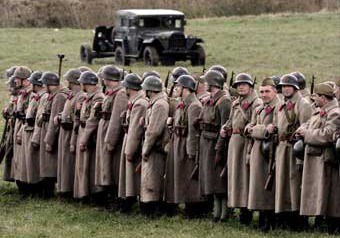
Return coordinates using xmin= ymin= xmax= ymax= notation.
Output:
xmin=1 ymin=64 xmax=340 ymax=234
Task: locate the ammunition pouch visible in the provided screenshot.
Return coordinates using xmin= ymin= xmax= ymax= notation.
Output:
xmin=75 ymin=109 xmax=81 ymax=117
xmin=101 ymin=111 xmax=111 ymax=121
xmin=79 ymin=121 xmax=86 ymax=128
xmin=174 ymin=125 xmax=188 ymax=137
xmin=42 ymin=112 xmax=51 ymax=122
xmin=25 ymin=117 xmax=35 ymax=127
xmin=61 ymin=121 xmax=74 ymax=130
xmin=202 ymin=131 xmax=219 ymax=140
xmin=199 ymin=122 xmax=219 ymax=133
xmin=14 ymin=111 xmax=26 ymax=121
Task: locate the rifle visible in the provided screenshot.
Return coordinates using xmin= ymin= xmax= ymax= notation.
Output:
xmin=219 ymin=136 xmax=231 ymax=178
xmin=190 ymin=132 xmax=201 ymax=180
xmin=121 ymin=68 xmax=125 ymax=81
xmin=168 ymin=84 xmax=176 ymax=98
xmin=164 ymin=70 xmax=170 ymax=90
xmin=135 ymin=127 xmax=145 ymax=173
xmin=310 ymin=74 xmax=315 ymax=94
xmin=229 ymin=71 xmax=235 ymax=87
xmin=57 ymin=54 xmax=65 ymax=79
xmin=0 ymin=119 xmax=9 ymax=164
xmin=254 ymin=76 xmax=257 ymax=85
xmin=264 ymin=133 xmax=278 ymax=191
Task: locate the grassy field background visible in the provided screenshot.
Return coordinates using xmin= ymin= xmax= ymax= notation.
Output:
xmin=0 ymin=11 xmax=339 ymax=237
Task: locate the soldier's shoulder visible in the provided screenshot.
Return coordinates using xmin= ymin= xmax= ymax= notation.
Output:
xmin=55 ymin=90 xmax=69 ymax=100
xmin=135 ymin=96 xmax=149 ymax=107
xmin=94 ymin=91 xmax=105 ymax=99
xmin=117 ymin=87 xmax=127 ymax=96
xmin=189 ymin=99 xmax=202 ymax=110
xmin=298 ymin=96 xmax=311 ymax=107
xmin=252 ymin=98 xmax=262 ymax=108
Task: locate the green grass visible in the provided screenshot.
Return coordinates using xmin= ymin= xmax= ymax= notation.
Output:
xmin=0 ymin=11 xmax=339 ymax=237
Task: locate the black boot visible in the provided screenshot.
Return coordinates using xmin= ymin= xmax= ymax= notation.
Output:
xmin=314 ymin=215 xmax=326 ymax=231
xmin=327 ymin=217 xmax=340 ymax=235
xmin=120 ymin=196 xmax=137 ymax=213
xmin=43 ymin=178 xmax=56 ymax=199
xmin=239 ymin=208 xmax=253 ymax=225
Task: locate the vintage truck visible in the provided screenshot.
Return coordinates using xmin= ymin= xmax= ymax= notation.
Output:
xmin=80 ymin=9 xmax=205 ymax=66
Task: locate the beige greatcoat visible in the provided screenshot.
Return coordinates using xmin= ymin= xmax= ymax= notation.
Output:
xmin=74 ymin=89 xmax=104 ymax=198
xmin=57 ymin=90 xmax=85 ymax=193
xmin=273 ymin=91 xmax=312 ymax=213
xmin=247 ymin=96 xmax=280 ymax=210
xmin=140 ymin=92 xmax=169 ymax=203
xmin=226 ymin=91 xmax=261 ymax=208
xmin=299 ymin=99 xmax=340 ymax=217
xmin=199 ymin=90 xmax=232 ymax=196
xmin=96 ymin=85 xmax=128 ymax=187
xmin=118 ymin=91 xmax=148 ymax=198
xmin=21 ymin=90 xmax=46 ymax=184
xmin=172 ymin=93 xmax=203 ymax=203
xmin=40 ymin=87 xmax=69 ymax=179
xmin=13 ymin=87 xmax=33 ymax=181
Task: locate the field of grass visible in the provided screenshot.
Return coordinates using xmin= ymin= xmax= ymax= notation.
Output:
xmin=0 ymin=11 xmax=339 ymax=237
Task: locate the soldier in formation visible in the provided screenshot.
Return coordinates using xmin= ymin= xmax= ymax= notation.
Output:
xmin=1 ymin=65 xmax=339 ymax=234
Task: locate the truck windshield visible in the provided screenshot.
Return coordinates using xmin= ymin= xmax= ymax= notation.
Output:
xmin=138 ymin=17 xmax=182 ymax=29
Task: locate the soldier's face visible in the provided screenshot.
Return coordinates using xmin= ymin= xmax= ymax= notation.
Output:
xmin=175 ymin=85 xmax=183 ymax=97
xmin=47 ymin=85 xmax=58 ymax=93
xmin=282 ymin=86 xmax=295 ymax=98
xmin=126 ymin=88 xmax=131 ymax=98
xmin=15 ymin=78 xmax=22 ymax=88
xmin=237 ymin=83 xmax=251 ymax=96
xmin=315 ymin=94 xmax=326 ymax=107
xmin=260 ymin=85 xmax=276 ymax=103
xmin=81 ymin=84 xmax=87 ymax=92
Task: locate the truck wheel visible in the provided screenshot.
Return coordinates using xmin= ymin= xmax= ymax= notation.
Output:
xmin=115 ymin=46 xmax=130 ymax=66
xmin=191 ymin=45 xmax=205 ymax=66
xmin=80 ymin=44 xmax=93 ymax=64
xmin=143 ymin=46 xmax=159 ymax=66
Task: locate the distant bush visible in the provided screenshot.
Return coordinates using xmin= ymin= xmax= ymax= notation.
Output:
xmin=0 ymin=0 xmax=338 ymax=28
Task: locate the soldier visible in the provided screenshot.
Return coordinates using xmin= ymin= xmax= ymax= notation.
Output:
xmin=162 ymin=67 xmax=189 ymax=215
xmin=74 ymin=71 xmax=104 ymax=201
xmin=221 ymin=73 xmax=261 ymax=225
xmin=295 ymin=83 xmax=340 ymax=234
xmin=199 ymin=70 xmax=232 ymax=222
xmin=12 ymin=66 xmax=32 ymax=196
xmin=267 ymin=74 xmax=312 ymax=230
xmin=1 ymin=67 xmax=19 ymax=182
xmin=142 ymin=70 xmax=160 ymax=81
xmin=246 ymin=78 xmax=280 ymax=231
xmin=271 ymin=76 xmax=283 ymax=100
xmin=140 ymin=75 xmax=169 ymax=216
xmin=169 ymin=75 xmax=204 ymax=218
xmin=95 ymin=65 xmax=128 ymax=206
xmin=39 ymin=72 xmax=69 ymax=198
xmin=118 ymin=73 xmax=148 ymax=212
xmin=192 ymin=72 xmax=210 ymax=104
xmin=291 ymin=72 xmax=310 ymax=100
xmin=21 ymin=71 xmax=46 ymax=197
xmin=168 ymin=66 xmax=189 ymax=98
xmin=55 ymin=68 xmax=83 ymax=198
xmin=208 ymin=65 xmax=227 ymax=81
